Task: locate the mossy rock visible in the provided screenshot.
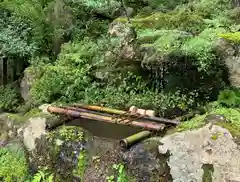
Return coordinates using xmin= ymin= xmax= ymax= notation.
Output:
xmin=204 ymin=114 xmax=230 ymax=124
xmin=27 ymin=125 xmax=90 ymax=181
xmin=177 ymin=107 xmax=240 ymax=144
xmin=120 ymin=137 xmax=172 ymax=182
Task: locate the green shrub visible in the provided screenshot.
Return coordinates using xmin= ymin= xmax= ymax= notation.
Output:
xmin=30 ymin=38 xmax=108 ymax=104
xmin=217 ymin=89 xmax=240 ymax=107
xmin=0 ymin=145 xmax=28 ymax=182
xmin=181 ymin=28 xmax=226 ymax=72
xmin=83 ymin=86 xmax=196 ymax=117
xmin=0 ymin=83 xmax=22 ymax=111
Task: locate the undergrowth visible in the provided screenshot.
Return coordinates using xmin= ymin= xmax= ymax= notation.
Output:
xmin=178 ymin=89 xmax=240 ymax=136
xmin=0 ymin=145 xmax=28 ymax=182
xmin=0 ymin=83 xmax=22 ymax=112
xmin=106 ymin=163 xmax=131 ymax=182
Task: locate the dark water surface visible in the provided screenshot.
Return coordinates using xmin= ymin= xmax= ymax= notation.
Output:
xmin=66 ymin=118 xmax=143 ymax=140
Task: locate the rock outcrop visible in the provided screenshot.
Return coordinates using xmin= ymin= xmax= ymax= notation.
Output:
xmin=20 ymin=68 xmax=35 ymax=102
xmin=214 ymin=38 xmax=240 ymax=88
xmin=159 ymin=124 xmax=240 ymax=182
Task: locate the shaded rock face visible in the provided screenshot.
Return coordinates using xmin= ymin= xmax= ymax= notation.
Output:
xmin=33 ymin=126 xmax=88 ymax=181
xmin=214 ymin=38 xmax=240 ymax=88
xmin=120 ymin=138 xmax=172 ymax=182
xmin=17 ymin=116 xmax=89 ymax=181
xmin=83 ymin=137 xmax=120 ymax=182
xmin=83 ymin=137 xmax=171 ymax=182
xmin=0 ymin=113 xmax=22 ymax=143
xmin=159 ymin=124 xmax=240 ymax=182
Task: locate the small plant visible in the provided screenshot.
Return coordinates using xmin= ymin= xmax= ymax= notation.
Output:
xmin=0 ymin=83 xmax=22 ymax=111
xmin=217 ymin=89 xmax=240 ymax=107
xmin=106 ymin=163 xmax=129 ymax=182
xmin=73 ymin=150 xmax=87 ymax=178
xmin=106 ymin=175 xmax=115 ymax=182
xmin=0 ymin=146 xmax=28 ymax=182
xmin=31 ymin=168 xmax=54 ymax=182
xmin=59 ymin=127 xmax=84 ymax=141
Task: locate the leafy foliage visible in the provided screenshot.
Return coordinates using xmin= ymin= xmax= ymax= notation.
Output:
xmin=0 ymin=9 xmax=38 ymax=58
xmin=1 ymin=0 xmax=51 ymax=53
xmin=31 ymin=168 xmax=54 ymax=182
xmin=0 ymin=0 xmax=237 ymax=118
xmin=73 ymin=151 xmax=87 ymax=178
xmin=106 ymin=163 xmax=130 ymax=182
xmin=0 ymin=83 xmax=22 ymax=111
xmin=0 ymin=145 xmax=28 ymax=182
xmin=30 ymin=38 xmax=107 ymax=103
xmin=217 ymin=89 xmax=240 ymax=107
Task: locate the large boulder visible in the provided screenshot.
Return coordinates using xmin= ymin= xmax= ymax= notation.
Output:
xmin=18 ymin=116 xmax=90 ymax=181
xmin=120 ymin=138 xmax=172 ymax=182
xmin=158 ymin=123 xmax=240 ymax=182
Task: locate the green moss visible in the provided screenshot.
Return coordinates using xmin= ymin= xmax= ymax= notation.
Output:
xmin=115 ymin=11 xmax=204 ymax=33
xmin=23 ymin=108 xmax=42 ymax=118
xmin=177 ymin=107 xmax=240 ymax=138
xmin=6 ymin=108 xmax=56 ymax=125
xmin=7 ymin=113 xmax=28 ymax=125
xmin=177 ymin=114 xmax=207 ymax=131
xmin=218 ymin=32 xmax=240 ymax=43
xmin=46 ymin=126 xmax=87 ymax=165
xmin=217 ymin=122 xmax=240 ymax=138
xmin=73 ymin=150 xmax=87 ymax=178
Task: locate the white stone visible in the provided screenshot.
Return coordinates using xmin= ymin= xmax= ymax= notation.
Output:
xmin=23 ymin=117 xmax=46 ymax=151
xmin=159 ymin=124 xmax=240 ymax=182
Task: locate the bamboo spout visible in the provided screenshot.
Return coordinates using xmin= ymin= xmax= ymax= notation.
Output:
xmin=47 ymin=106 xmax=165 ymax=131
xmin=120 ymin=131 xmax=152 ymax=148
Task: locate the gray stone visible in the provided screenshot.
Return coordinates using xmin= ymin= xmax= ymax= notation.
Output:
xmin=159 ymin=124 xmax=240 ymax=182
xmin=22 ymin=117 xmax=46 ymax=151
xmin=204 ymin=114 xmax=229 ymax=124
xmin=20 ymin=68 xmax=35 ymax=102
xmin=214 ymin=38 xmax=236 ymax=58
xmin=108 ymin=21 xmax=131 ymax=37
xmin=224 ymin=56 xmax=240 ymax=88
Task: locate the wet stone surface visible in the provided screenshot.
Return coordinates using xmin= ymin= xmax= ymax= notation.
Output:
xmin=120 ymin=139 xmax=172 ymax=182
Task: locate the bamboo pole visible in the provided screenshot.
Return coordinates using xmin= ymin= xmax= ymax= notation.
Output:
xmin=72 ymin=104 xmax=179 ymax=125
xmin=47 ymin=106 xmax=165 ymax=131
xmin=61 ymin=106 xmax=111 ymax=116
xmin=119 ymin=131 xmax=152 ymax=148
xmin=72 ymin=104 xmax=125 ymax=114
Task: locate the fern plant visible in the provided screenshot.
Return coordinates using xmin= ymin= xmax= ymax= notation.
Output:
xmin=217 ymin=89 xmax=240 ymax=107
xmin=32 ymin=168 xmax=54 ymax=182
